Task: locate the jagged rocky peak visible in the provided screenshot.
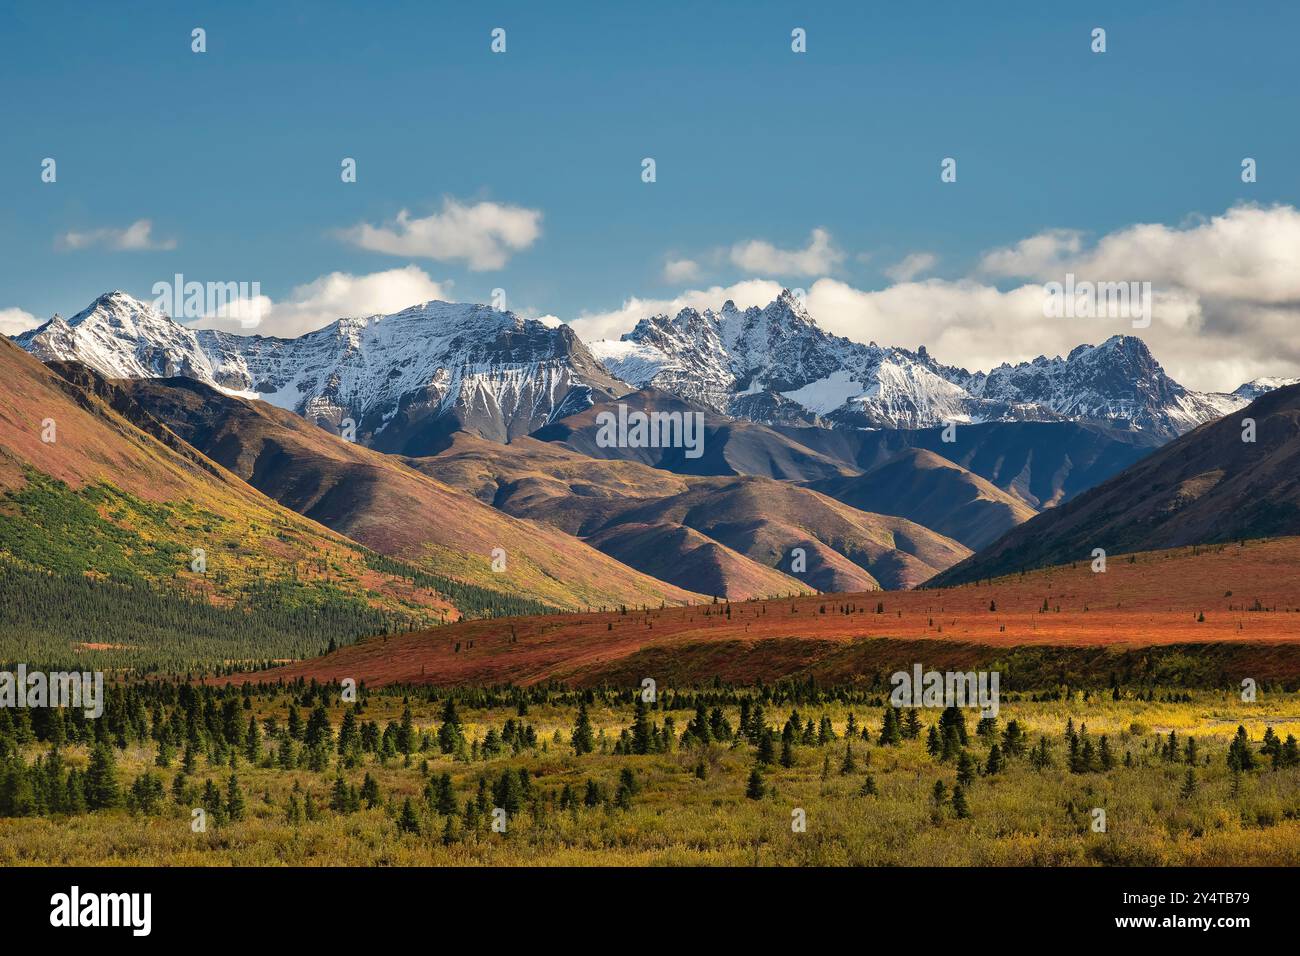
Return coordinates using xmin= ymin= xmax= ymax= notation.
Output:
xmin=13 ymin=288 xmax=1295 ymax=447
xmin=589 ymin=295 xmax=1280 ymax=440
xmin=14 ymin=292 xmax=622 ymax=453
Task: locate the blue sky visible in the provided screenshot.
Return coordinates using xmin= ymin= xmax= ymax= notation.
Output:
xmin=2 ymin=1 xmax=1298 ymax=388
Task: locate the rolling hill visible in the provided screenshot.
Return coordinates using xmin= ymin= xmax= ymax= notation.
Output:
xmin=806 ymin=448 xmax=1036 ymax=550
xmin=531 ymin=388 xmax=856 ymax=480
xmin=0 ymin=337 xmax=465 ymax=669
xmin=416 ymin=431 xmax=971 ymax=595
xmin=108 ymin=374 xmax=704 ymax=611
xmin=767 ymin=418 xmax=1160 ymax=511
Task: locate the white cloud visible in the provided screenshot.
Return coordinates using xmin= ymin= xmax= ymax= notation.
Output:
xmin=979 ymin=229 xmax=1082 ymax=277
xmin=338 ymin=198 xmax=542 ymax=270
xmin=804 ymin=277 xmax=1056 ymax=371
xmin=190 ymin=265 xmax=451 ymax=338
xmin=0 ymin=307 xmax=41 ymax=336
xmin=570 ymin=203 xmax=1300 ymax=392
xmin=58 ymin=219 xmax=176 ymax=252
xmin=569 ymin=279 xmax=785 ymax=343
xmin=729 ymin=227 xmax=842 ymax=276
xmin=965 ymin=204 xmax=1300 ymax=389
xmin=802 ymin=274 xmax=1294 ymax=394
xmin=662 ymin=258 xmax=701 ymax=283
xmin=884 ymin=251 xmax=938 ymax=282
xmin=981 ymin=205 xmax=1300 ymax=303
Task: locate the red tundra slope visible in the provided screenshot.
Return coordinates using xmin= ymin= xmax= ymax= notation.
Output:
xmin=232 ymin=535 xmax=1300 ymax=687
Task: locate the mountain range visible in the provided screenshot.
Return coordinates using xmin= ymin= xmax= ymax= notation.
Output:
xmin=590 ymin=289 xmax=1280 ymax=440
xmin=18 ymin=290 xmax=1293 ymax=457
xmin=8 ymin=287 xmax=1299 ymax=615
xmin=18 ymin=291 xmax=625 ymax=456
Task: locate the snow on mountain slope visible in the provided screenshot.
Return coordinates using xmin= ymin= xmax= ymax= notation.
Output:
xmin=1232 ymin=376 xmax=1300 ymax=402
xmin=17 ymin=292 xmax=625 ymax=453
xmin=15 ymin=289 xmax=1292 ymax=449
xmin=16 ymin=291 xmax=221 ymax=385
xmin=591 ymin=291 xmax=1275 ymax=441
xmin=962 ymin=335 xmax=1251 ymax=439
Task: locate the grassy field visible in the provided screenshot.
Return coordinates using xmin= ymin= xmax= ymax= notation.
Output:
xmin=2 ymin=685 xmax=1299 ymax=866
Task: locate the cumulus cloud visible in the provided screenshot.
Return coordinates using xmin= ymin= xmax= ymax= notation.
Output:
xmin=804 ymin=277 xmax=1055 ymax=372
xmin=190 ymin=265 xmax=451 ymax=338
xmin=967 ymin=203 xmax=1300 ymax=389
xmin=662 ymin=258 xmax=701 ymax=283
xmin=729 ymin=227 xmax=842 ymax=276
xmin=802 ymin=272 xmax=1291 ymax=393
xmin=0 ymin=307 xmax=42 ymax=336
xmin=884 ymin=252 xmax=938 ymax=282
xmin=57 ymin=219 xmax=176 ymax=252
xmin=985 ymin=204 xmax=1300 ymax=304
xmin=569 ymin=279 xmax=785 ymax=343
xmin=979 ymin=229 xmax=1082 ymax=278
xmin=575 ymin=205 xmax=1300 ymax=392
xmin=338 ymin=198 xmax=542 ymax=270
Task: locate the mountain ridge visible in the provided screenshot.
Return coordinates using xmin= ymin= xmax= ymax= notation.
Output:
xmin=928 ymin=382 xmax=1300 ymax=586
xmin=590 ymin=290 xmax=1275 ymax=440
xmin=19 ymin=291 xmax=627 ymax=456
xmin=16 ymin=290 xmax=1291 ymax=452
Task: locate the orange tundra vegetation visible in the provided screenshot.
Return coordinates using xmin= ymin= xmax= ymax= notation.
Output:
xmin=230 ymin=536 xmax=1300 ymax=689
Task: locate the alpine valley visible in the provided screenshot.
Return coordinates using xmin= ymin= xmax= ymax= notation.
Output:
xmin=6 ymin=287 xmax=1299 ymax=669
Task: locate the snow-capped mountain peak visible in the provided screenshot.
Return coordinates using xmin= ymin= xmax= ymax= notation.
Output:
xmin=17 ymin=290 xmax=220 ymax=384
xmin=16 ymin=293 xmax=623 ymax=452
xmin=590 ymin=293 xmax=1280 ymax=440
xmin=13 ymin=288 xmax=1293 ymax=448
xmin=1233 ymin=376 xmax=1300 ymax=401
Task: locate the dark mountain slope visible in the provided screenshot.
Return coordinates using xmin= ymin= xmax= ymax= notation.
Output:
xmin=930 ymin=384 xmax=1300 ymax=586
xmin=808 ymin=448 xmax=1037 ymax=550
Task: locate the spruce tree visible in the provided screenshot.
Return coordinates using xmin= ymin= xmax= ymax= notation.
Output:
xmin=435 ymin=772 xmax=457 ymax=815
xmin=745 ymin=768 xmax=765 ymax=800
xmin=397 ymin=706 xmax=415 ymax=756
xmin=202 ymin=778 xmax=224 ymax=825
xmin=361 ymin=772 xmax=381 ymax=809
xmin=397 ymin=797 xmax=421 ymax=834
xmin=1099 ymin=735 xmax=1115 ymax=771
xmin=840 ymin=739 xmax=856 ymax=775
xmin=926 ymin=725 xmax=941 ymax=757
xmin=571 ymin=702 xmax=595 ymax=755
xmin=951 ymin=784 xmax=971 ymax=819
xmin=244 ymin=716 xmax=261 ymax=764
xmin=985 ymin=743 xmax=1003 ymax=775
xmin=225 ymin=772 xmax=245 ymax=821
xmin=630 ymin=698 xmax=653 ymax=755
xmin=85 ymin=743 xmax=120 ymax=810
xmin=956 ymin=750 xmax=976 ymax=787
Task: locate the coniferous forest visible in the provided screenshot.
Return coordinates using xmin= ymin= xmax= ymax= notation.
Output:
xmin=2 ymin=678 xmax=1298 ymax=866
